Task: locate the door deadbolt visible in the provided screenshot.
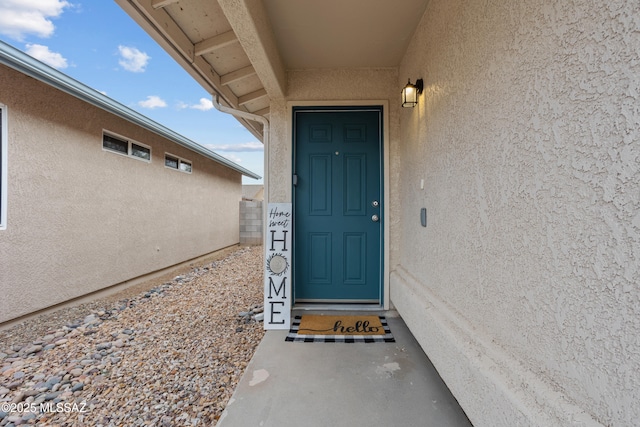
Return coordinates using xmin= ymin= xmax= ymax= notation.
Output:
xmin=371 ymin=200 xmax=379 ymax=207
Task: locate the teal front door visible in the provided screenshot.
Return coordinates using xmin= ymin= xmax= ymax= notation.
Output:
xmin=294 ymin=107 xmax=383 ymax=302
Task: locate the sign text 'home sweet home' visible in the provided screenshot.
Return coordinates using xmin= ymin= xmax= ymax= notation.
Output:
xmin=263 ymin=203 xmax=291 ymax=329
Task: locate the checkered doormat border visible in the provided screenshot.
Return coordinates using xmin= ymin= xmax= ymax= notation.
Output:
xmin=285 ymin=316 xmax=395 ymax=343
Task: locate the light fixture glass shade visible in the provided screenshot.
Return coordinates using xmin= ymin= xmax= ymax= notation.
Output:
xmin=401 ymin=78 xmax=423 ymax=108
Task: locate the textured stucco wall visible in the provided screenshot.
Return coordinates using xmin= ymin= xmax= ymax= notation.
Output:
xmin=0 ymin=65 xmax=241 ymax=324
xmin=393 ymin=1 xmax=639 ymax=426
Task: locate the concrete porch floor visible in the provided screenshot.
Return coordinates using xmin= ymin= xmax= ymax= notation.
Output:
xmin=216 ymin=311 xmax=473 ymax=427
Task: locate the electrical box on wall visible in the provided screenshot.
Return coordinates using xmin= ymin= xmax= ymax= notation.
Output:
xmin=421 ymin=208 xmax=427 ymax=227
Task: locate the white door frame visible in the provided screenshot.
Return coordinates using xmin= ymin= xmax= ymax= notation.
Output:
xmin=281 ymin=100 xmax=390 ymax=310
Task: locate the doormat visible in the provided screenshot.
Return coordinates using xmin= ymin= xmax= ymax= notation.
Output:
xmin=285 ymin=315 xmax=395 ymax=343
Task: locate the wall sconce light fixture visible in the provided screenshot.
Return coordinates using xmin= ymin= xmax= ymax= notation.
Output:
xmin=401 ymin=78 xmax=424 ymax=108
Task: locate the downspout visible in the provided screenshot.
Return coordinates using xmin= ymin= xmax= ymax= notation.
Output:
xmin=211 ymin=93 xmax=270 ymax=238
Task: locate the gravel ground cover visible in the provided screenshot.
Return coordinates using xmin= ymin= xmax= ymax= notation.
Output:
xmin=0 ymin=246 xmax=265 ymax=426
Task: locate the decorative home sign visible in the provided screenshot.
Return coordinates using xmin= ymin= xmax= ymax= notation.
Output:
xmin=264 ymin=203 xmax=292 ymax=329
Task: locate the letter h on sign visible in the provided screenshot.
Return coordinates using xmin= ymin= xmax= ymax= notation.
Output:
xmin=270 ymin=230 xmax=288 ymax=251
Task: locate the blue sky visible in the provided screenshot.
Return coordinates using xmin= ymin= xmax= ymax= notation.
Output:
xmin=0 ymin=0 xmax=263 ymax=183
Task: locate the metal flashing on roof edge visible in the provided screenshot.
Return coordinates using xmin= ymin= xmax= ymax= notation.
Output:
xmin=0 ymin=40 xmax=261 ymax=180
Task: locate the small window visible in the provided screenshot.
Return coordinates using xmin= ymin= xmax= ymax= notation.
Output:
xmin=102 ymin=132 xmax=151 ymax=162
xmin=165 ymin=155 xmax=179 ymax=169
xmin=0 ymin=105 xmax=7 ymax=230
xmin=165 ymin=153 xmax=192 ymax=173
xmin=179 ymin=160 xmax=192 ymax=173
xmin=103 ymin=134 xmax=128 ymax=154
xmin=131 ymin=143 xmax=151 ymax=161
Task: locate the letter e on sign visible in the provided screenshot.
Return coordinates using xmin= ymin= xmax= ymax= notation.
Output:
xmin=264 ymin=203 xmax=292 ymax=329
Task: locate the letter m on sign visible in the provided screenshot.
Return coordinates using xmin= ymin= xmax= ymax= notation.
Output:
xmin=268 ymin=277 xmax=287 ymax=299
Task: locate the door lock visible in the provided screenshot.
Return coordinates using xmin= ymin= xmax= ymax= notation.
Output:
xmin=371 ymin=200 xmax=379 ymax=207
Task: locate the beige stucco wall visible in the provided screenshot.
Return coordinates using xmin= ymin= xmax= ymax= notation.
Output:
xmin=0 ymin=65 xmax=241 ymax=324
xmin=393 ymin=1 xmax=639 ymax=426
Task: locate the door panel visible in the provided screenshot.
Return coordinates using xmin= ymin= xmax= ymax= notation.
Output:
xmin=344 ymin=232 xmax=366 ymax=285
xmin=309 ymin=155 xmax=332 ymax=215
xmin=309 ymin=232 xmax=332 ymax=285
xmin=294 ymin=108 xmax=382 ymax=302
xmin=344 ymin=154 xmax=366 ymax=215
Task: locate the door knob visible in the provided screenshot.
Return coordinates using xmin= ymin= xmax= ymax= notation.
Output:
xmin=371 ymin=214 xmax=380 ymax=222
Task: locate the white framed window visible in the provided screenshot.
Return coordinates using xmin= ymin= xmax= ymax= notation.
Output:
xmin=0 ymin=104 xmax=7 ymax=230
xmin=102 ymin=131 xmax=151 ymax=162
xmin=165 ymin=153 xmax=192 ymax=173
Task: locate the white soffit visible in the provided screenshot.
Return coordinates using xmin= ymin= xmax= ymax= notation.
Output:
xmin=115 ymin=0 xmax=269 ymax=141
xmin=264 ymin=0 xmax=430 ymax=69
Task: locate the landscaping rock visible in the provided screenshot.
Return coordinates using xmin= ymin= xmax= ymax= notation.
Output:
xmin=0 ymin=246 xmax=264 ymax=425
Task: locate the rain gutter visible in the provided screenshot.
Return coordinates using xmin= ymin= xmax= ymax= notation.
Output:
xmin=211 ymin=94 xmax=269 ymax=201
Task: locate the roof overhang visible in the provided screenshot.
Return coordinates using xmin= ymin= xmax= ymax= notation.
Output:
xmin=115 ymin=0 xmax=288 ymax=142
xmin=0 ymin=40 xmax=261 ymax=180
xmin=115 ymin=0 xmax=430 ymax=140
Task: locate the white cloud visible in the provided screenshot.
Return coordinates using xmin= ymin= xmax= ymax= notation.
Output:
xmin=190 ymin=98 xmax=213 ymax=111
xmin=208 ymin=142 xmax=264 ymax=152
xmin=138 ymin=95 xmax=167 ymax=109
xmin=118 ymin=45 xmax=150 ymax=73
xmin=25 ymin=43 xmax=67 ymax=69
xmin=0 ymin=0 xmax=70 ymax=41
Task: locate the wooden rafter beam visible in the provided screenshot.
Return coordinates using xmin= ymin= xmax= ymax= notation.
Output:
xmin=114 ymin=0 xmax=266 ymax=141
xmin=238 ymin=88 xmax=268 ymax=106
xmin=115 ymin=2 xmax=247 ymax=115
xmin=194 ymin=31 xmax=238 ymax=57
xmin=151 ymin=0 xmax=178 ymax=9
xmin=218 ymin=0 xmax=286 ymax=98
xmin=252 ymin=107 xmax=270 ymax=117
xmin=220 ymin=65 xmax=256 ymax=86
